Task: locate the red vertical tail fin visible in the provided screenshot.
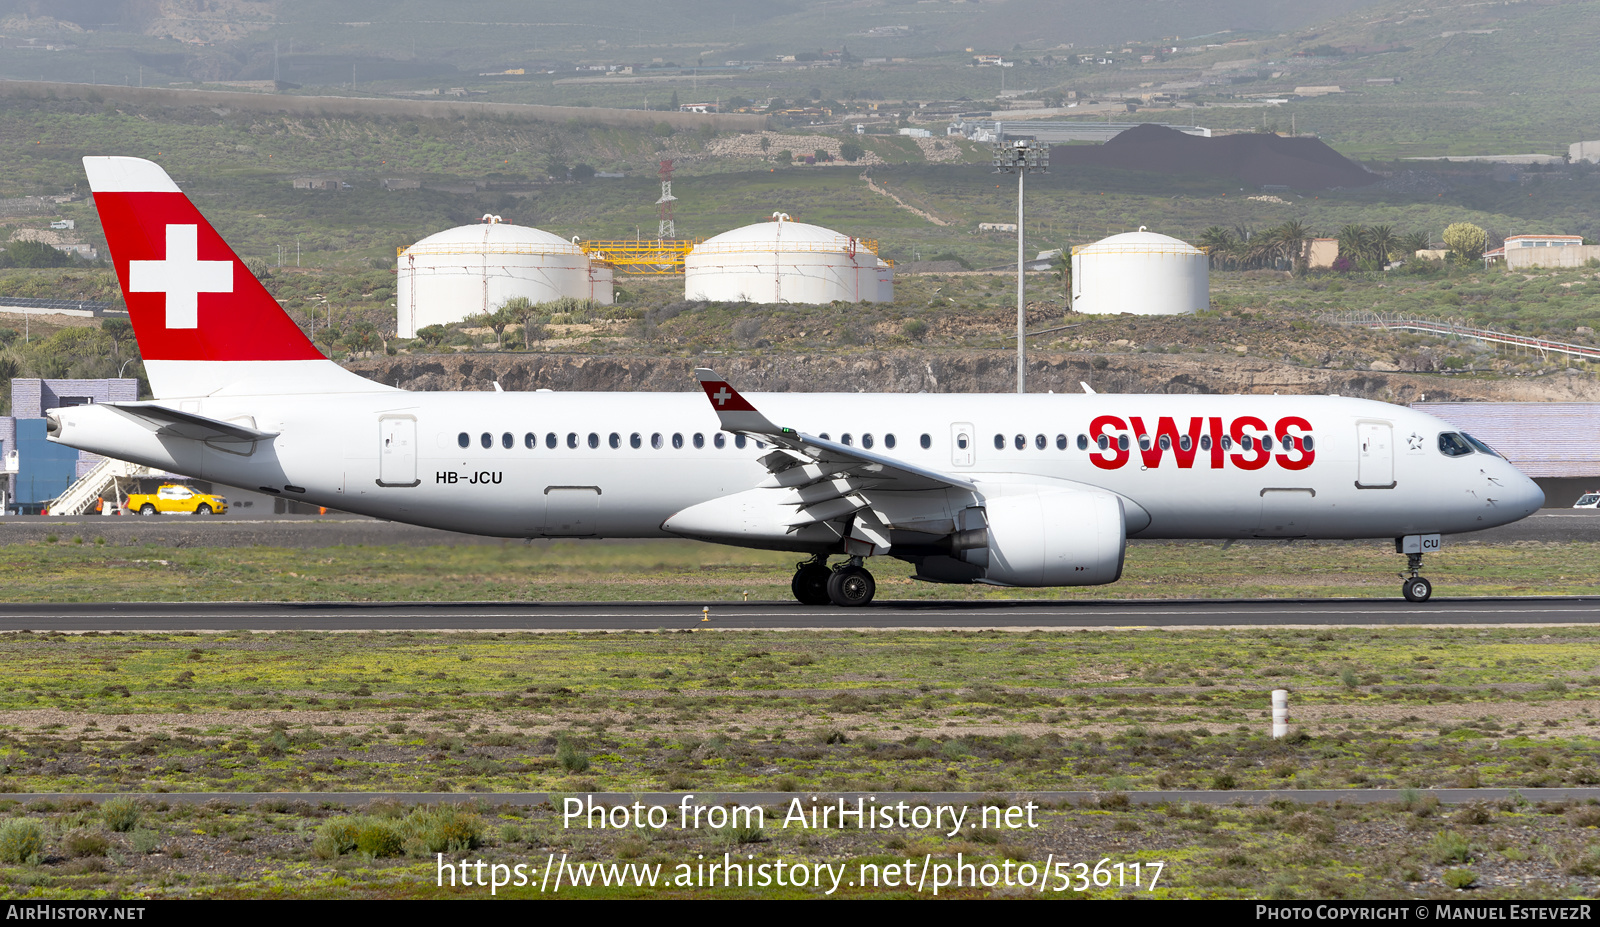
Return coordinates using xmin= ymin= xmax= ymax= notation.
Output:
xmin=84 ymin=156 xmax=387 ymax=398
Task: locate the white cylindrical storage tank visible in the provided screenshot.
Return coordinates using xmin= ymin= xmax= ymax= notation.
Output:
xmin=1070 ymin=228 xmax=1208 ymax=316
xmin=684 ymin=213 xmax=889 ymax=304
xmin=397 ymin=217 xmax=613 ymax=338
xmin=875 ymin=258 xmax=894 ymax=303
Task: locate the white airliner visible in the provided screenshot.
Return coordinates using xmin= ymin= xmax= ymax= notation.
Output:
xmin=49 ymin=156 xmax=1543 ymax=606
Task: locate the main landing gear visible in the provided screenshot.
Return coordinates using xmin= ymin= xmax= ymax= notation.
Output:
xmin=790 ymin=556 xmax=876 ymax=607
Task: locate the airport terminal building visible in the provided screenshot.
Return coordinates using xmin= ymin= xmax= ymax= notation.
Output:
xmin=1 ymin=377 xmax=136 ymax=515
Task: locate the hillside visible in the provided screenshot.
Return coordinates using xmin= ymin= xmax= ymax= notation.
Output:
xmin=345 ymin=347 xmax=1600 ymax=405
xmin=1051 ymin=124 xmax=1379 ymax=189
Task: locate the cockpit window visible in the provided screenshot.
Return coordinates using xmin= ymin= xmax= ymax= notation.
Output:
xmin=1462 ymin=432 xmax=1501 ymax=458
xmin=1438 ymin=432 xmax=1474 ymax=457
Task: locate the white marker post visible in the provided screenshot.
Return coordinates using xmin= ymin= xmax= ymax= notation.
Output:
xmin=1271 ymin=689 xmax=1289 ymax=739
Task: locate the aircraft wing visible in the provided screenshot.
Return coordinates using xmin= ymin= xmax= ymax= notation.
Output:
xmin=102 ymin=402 xmax=279 ymax=443
xmin=693 ymin=367 xmax=975 ymax=495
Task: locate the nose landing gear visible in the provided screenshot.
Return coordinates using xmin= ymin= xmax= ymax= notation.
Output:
xmin=789 ymin=556 xmax=877 ymax=607
xmin=1396 ymin=534 xmax=1441 ymax=603
xmin=1402 ymin=560 xmax=1433 ymax=603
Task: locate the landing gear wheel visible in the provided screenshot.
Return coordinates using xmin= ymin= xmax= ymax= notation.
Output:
xmin=791 ymin=563 xmax=832 ymax=606
xmin=139 ymin=504 xmax=157 ymax=516
xmin=1403 ymin=576 xmax=1433 ymax=603
xmin=827 ymin=566 xmax=876 ymax=607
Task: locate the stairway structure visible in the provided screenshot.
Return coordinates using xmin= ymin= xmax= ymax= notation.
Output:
xmin=48 ymin=456 xmax=157 ymax=516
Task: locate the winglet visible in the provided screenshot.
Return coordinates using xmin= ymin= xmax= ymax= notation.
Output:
xmin=694 ymin=368 xmax=788 ymax=438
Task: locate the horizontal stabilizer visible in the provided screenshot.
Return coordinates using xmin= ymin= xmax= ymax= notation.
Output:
xmin=103 ymin=402 xmax=278 ymax=443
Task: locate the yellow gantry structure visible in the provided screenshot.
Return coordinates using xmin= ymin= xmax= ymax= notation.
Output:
xmin=577 ymin=238 xmax=700 ymax=275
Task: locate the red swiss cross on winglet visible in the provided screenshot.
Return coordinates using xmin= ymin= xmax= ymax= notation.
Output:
xmin=694 ymin=367 xmax=783 ymax=437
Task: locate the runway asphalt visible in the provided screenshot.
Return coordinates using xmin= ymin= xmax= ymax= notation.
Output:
xmin=2 ymin=509 xmax=1596 ymax=548
xmin=3 ymin=596 xmax=1599 ymax=632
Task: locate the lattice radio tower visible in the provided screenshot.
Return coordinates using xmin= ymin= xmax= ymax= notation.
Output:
xmin=656 ymin=159 xmax=677 ymax=239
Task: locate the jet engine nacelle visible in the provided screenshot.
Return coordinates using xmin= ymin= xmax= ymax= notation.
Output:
xmin=958 ymin=488 xmax=1126 ymax=586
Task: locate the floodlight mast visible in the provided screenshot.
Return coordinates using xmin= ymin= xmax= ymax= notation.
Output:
xmin=993 ymin=136 xmax=1047 ymax=393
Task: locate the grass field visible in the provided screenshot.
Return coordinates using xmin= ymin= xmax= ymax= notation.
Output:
xmin=2 ymin=534 xmax=1600 ymax=897
xmin=0 ymin=537 xmax=1595 ymax=603
xmin=1 ymin=621 xmax=1600 ymax=898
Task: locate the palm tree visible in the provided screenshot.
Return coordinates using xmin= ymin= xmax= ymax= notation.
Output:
xmin=1399 ymin=230 xmax=1430 ymax=256
xmin=1273 ymin=219 xmax=1313 ymax=275
xmin=1368 ymin=225 xmax=1399 ymax=268
xmin=1197 ymin=226 xmax=1236 ymax=269
xmin=1337 ymin=224 xmax=1373 ymax=265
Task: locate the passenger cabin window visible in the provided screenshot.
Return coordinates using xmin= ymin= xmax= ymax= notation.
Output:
xmin=1158 ymin=435 xmax=1171 ymax=451
xmin=652 ymin=433 xmax=663 ymax=449
xmin=885 ymin=434 xmax=896 ymax=449
xmin=1201 ymin=435 xmax=1212 ymax=451
xmin=1179 ymin=435 xmax=1192 ymax=452
xmin=1438 ymin=432 xmax=1475 ymax=458
xmin=480 ymin=432 xmax=492 ymax=449
xmin=1303 ymin=436 xmax=1315 ymax=451
xmin=957 ymin=435 xmax=969 ymax=449
xmin=862 ymin=433 xmax=874 ymax=449
xmin=1076 ymin=434 xmax=1088 ymax=450
xmin=693 ymin=433 xmax=705 ymax=449
xmin=841 ymin=433 xmax=853 ymax=446
xmin=672 ymin=433 xmax=684 ymax=449
xmin=524 ymin=432 xmax=536 ymax=449
xmin=1117 ymin=435 xmax=1129 ymax=451
xmin=1097 ymin=435 xmax=1110 ymax=450
xmin=630 ymin=433 xmax=642 ymax=449
xmin=609 ymin=433 xmax=620 ymax=449
xmin=994 ymin=434 xmax=1005 ymax=450
xmin=1014 ymin=434 xmax=1025 ymax=450
xmin=546 ymin=432 xmax=557 ymax=449
xmin=735 ymin=435 xmax=747 ymax=449
xmin=458 ymin=432 xmax=470 ymax=449
xmin=919 ymin=434 xmax=931 ymax=449
xmin=714 ymin=434 xmax=726 ymax=449
xmin=1138 ymin=435 xmax=1151 ymax=451
xmin=501 ymin=432 xmax=513 ymax=449
xmin=587 ymin=433 xmax=599 ymax=449
xmin=567 ymin=432 xmax=578 ymax=449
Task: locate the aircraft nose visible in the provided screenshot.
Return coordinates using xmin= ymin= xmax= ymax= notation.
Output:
xmin=1519 ymin=474 xmax=1546 ymax=512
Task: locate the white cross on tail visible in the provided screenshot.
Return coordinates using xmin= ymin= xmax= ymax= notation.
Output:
xmin=713 ymin=387 xmax=733 ymax=406
xmin=128 ymin=224 xmax=233 ymax=329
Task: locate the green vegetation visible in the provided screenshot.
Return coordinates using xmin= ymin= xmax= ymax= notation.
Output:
xmin=0 ymin=819 xmax=44 ymax=865
xmin=2 ymin=793 xmax=1598 ymax=898
xmin=0 ymin=318 xmax=145 ymax=415
xmin=0 ymin=623 xmax=1598 ymax=794
xmin=0 ymin=623 xmax=1597 ymax=896
xmin=5 ymin=537 xmax=1600 ymax=604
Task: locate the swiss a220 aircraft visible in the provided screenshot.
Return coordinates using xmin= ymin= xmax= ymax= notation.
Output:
xmin=49 ymin=157 xmax=1544 ymax=606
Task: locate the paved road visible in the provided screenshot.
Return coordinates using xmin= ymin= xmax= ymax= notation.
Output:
xmin=2 ymin=509 xmax=1595 ymax=548
xmin=3 ymin=597 xmax=1598 ymax=632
